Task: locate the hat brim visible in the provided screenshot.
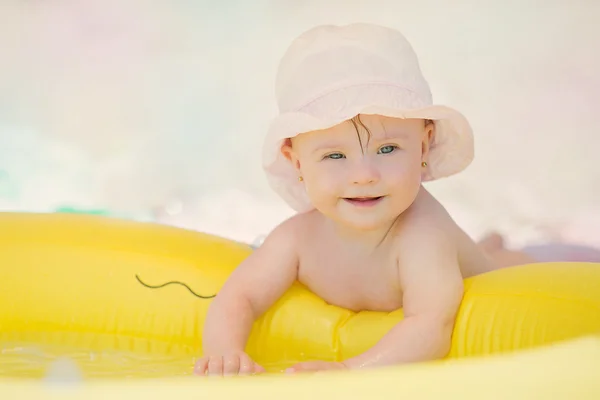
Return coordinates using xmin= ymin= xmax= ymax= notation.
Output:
xmin=262 ymin=104 xmax=474 ymax=213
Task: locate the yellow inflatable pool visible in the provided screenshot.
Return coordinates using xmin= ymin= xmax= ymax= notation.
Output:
xmin=0 ymin=212 xmax=599 ymax=399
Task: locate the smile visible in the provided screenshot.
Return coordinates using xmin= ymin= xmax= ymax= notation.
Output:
xmin=342 ymin=196 xmax=385 ymax=207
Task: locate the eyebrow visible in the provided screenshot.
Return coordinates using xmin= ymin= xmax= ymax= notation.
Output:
xmin=310 ymin=141 xmax=344 ymax=152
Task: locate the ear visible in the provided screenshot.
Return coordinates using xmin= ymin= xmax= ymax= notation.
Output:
xmin=421 ymin=121 xmax=435 ymax=162
xmin=281 ymin=138 xmax=302 ymax=173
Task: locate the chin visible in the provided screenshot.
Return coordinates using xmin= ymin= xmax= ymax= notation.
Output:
xmin=333 ymin=212 xmax=399 ymax=232
xmin=349 ymin=217 xmax=396 ymax=231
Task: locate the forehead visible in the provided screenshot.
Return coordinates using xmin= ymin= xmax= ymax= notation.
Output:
xmin=292 ymin=115 xmax=423 ymax=148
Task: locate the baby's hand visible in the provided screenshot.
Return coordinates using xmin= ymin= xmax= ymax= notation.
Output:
xmin=194 ymin=352 xmax=265 ymax=377
xmin=285 ymin=361 xmax=347 ymax=374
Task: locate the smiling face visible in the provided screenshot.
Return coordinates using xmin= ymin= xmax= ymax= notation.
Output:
xmin=282 ymin=114 xmax=433 ymax=231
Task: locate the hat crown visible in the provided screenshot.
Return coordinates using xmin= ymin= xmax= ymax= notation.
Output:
xmin=275 ymin=23 xmax=433 ymax=113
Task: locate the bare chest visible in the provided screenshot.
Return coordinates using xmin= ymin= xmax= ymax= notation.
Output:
xmin=297 ymin=245 xmax=403 ymax=313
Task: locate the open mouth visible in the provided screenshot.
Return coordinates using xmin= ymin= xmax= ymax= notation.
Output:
xmin=343 ymin=196 xmax=384 ymax=207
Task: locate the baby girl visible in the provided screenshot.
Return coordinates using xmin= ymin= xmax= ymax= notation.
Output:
xmin=193 ymin=23 xmax=595 ymax=376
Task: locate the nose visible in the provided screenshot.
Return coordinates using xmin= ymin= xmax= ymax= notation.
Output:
xmin=350 ymin=160 xmax=380 ymax=185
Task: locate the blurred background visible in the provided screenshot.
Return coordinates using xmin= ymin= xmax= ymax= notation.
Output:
xmin=0 ymin=0 xmax=598 ymax=249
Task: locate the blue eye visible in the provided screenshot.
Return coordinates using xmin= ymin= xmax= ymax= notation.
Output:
xmin=325 ymin=153 xmax=345 ymax=160
xmin=378 ymin=145 xmax=397 ymax=154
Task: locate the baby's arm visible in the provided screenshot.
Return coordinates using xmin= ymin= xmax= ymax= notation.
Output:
xmin=198 ymin=218 xmax=299 ymax=373
xmin=343 ymin=225 xmax=464 ymax=369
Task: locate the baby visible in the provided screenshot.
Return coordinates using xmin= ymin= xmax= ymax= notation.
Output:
xmin=194 ymin=23 xmax=539 ymax=376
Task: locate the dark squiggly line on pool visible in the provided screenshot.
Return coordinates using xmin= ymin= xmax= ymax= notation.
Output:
xmin=135 ymin=275 xmax=216 ymax=299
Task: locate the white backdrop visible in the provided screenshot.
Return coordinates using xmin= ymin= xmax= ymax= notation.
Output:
xmin=0 ymin=0 xmax=598 ymax=248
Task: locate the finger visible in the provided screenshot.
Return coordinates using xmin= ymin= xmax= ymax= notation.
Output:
xmin=253 ymin=362 xmax=266 ymax=374
xmin=223 ymin=354 xmax=241 ymax=376
xmin=207 ymin=355 xmax=224 ymax=377
xmin=285 ymin=367 xmax=295 ymax=374
xmin=294 ymin=361 xmax=330 ymax=372
xmin=286 ymin=362 xmax=312 ymax=374
xmin=314 ymin=369 xmax=334 ymax=376
xmin=296 ymin=362 xmax=316 ymax=371
xmin=285 ymin=363 xmax=299 ymax=374
xmin=238 ymin=352 xmax=254 ymax=375
xmin=193 ymin=357 xmax=209 ymax=376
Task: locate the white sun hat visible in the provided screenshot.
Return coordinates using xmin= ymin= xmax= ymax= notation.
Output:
xmin=262 ymin=23 xmax=474 ymax=213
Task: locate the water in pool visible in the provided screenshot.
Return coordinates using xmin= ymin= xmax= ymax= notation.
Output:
xmin=0 ymin=341 xmax=289 ymax=380
xmin=1 ymin=341 xmax=196 ymax=380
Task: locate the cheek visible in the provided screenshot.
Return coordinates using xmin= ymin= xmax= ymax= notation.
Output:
xmin=381 ymin=156 xmax=423 ymax=190
xmin=384 ymin=151 xmax=418 ymax=173
xmin=302 ymin=163 xmax=343 ymax=199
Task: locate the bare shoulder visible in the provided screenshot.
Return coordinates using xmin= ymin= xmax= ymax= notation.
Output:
xmin=265 ymin=212 xmax=303 ymax=242
xmin=256 ymin=210 xmax=318 ymax=256
xmin=391 ymin=189 xmax=463 ymax=280
xmin=393 ymin=188 xmax=457 ymax=256
xmin=396 ymin=187 xmax=498 ymax=279
xmin=393 ymin=212 xmax=457 ymax=266
xmin=265 ymin=210 xmax=314 ymax=240
xmin=391 ymin=195 xmax=464 ymax=319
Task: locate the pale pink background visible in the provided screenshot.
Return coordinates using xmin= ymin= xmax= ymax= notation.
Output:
xmin=0 ymin=0 xmax=598 ymax=249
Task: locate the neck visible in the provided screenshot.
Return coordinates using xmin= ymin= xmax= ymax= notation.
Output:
xmin=326 ymin=216 xmax=399 ymax=253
